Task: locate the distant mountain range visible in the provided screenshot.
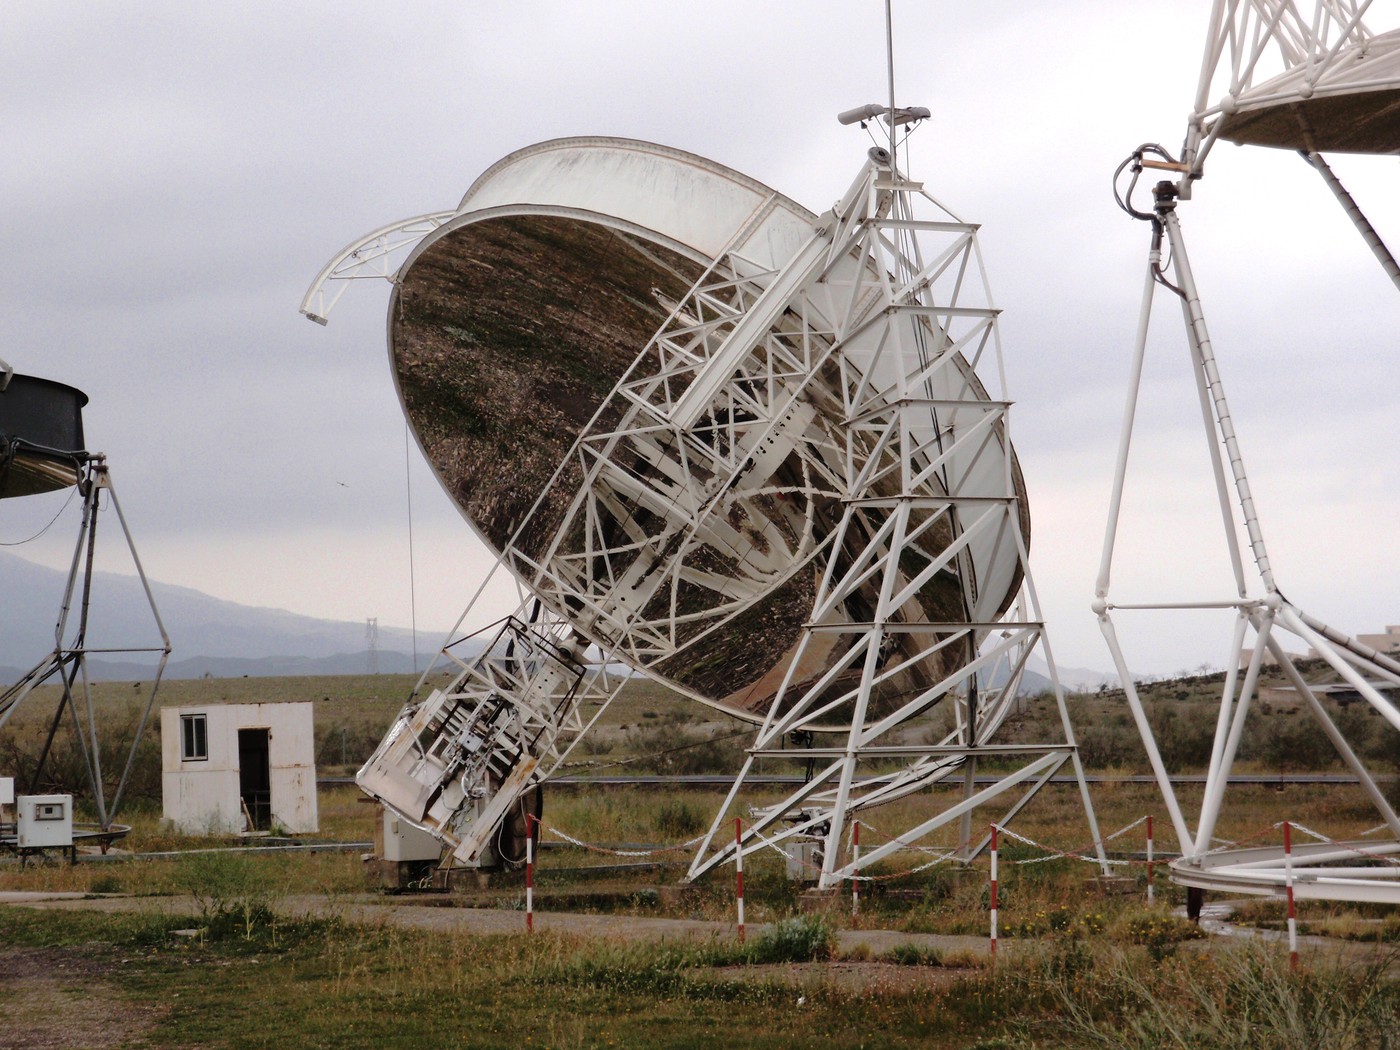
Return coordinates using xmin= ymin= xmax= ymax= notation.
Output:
xmin=0 ymin=550 xmax=445 ymax=681
xmin=0 ymin=550 xmax=1120 ymax=690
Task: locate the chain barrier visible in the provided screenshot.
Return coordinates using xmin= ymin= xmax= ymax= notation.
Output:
xmin=536 ymin=814 xmax=1400 ymax=880
xmin=540 ymin=821 xmax=704 ymax=858
xmin=1199 ymin=820 xmax=1288 ymax=858
xmin=1285 ymin=820 xmax=1400 ymax=868
xmin=992 ymin=822 xmax=1131 ymax=867
xmin=741 ymin=822 xmax=961 ymax=883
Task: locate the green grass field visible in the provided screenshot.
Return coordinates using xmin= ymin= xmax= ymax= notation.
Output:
xmin=2 ymin=668 xmax=1398 ymax=1047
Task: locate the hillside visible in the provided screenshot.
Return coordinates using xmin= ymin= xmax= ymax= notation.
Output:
xmin=0 ymin=550 xmax=448 ymax=680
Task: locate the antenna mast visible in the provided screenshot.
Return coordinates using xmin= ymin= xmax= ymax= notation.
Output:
xmin=885 ymin=0 xmax=897 ymax=166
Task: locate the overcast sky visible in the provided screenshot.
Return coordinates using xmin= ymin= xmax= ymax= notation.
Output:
xmin=4 ymin=1 xmax=1397 ymax=677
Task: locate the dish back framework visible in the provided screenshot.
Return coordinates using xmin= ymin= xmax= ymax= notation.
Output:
xmin=305 ymin=135 xmax=1104 ymax=883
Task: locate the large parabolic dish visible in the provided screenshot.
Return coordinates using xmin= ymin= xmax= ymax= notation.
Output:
xmin=384 ymin=138 xmax=1028 ymax=724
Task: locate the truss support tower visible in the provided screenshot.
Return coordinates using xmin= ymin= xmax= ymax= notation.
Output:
xmin=0 ymin=457 xmax=171 ymax=831
xmin=685 ymin=154 xmax=1106 ymax=890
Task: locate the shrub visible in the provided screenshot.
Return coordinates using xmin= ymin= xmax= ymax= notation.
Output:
xmin=746 ymin=914 xmax=834 ymax=964
xmin=181 ymin=851 xmax=284 ymax=942
xmin=0 ymin=698 xmax=162 ymax=807
xmin=1240 ymin=711 xmax=1337 ymax=771
xmin=1115 ymin=908 xmax=1205 ymax=961
xmin=884 ymin=942 xmax=942 ymax=966
xmin=1148 ymin=702 xmax=1216 ymax=769
xmin=1076 ymin=720 xmax=1142 ymax=768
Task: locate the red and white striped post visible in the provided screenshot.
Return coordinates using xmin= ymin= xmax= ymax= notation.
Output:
xmin=1283 ymin=820 xmax=1298 ymax=972
xmin=989 ymin=823 xmax=999 ymax=960
xmin=851 ymin=820 xmax=861 ymax=917
xmin=1146 ymin=815 xmax=1155 ymax=906
xmin=525 ymin=812 xmax=536 ymax=933
xmin=735 ymin=817 xmax=745 ymax=944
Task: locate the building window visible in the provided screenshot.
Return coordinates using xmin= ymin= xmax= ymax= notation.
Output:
xmin=181 ymin=714 xmax=208 ymax=761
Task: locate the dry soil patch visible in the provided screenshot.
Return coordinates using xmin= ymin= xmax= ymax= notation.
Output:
xmin=0 ymin=945 xmax=165 ymax=1049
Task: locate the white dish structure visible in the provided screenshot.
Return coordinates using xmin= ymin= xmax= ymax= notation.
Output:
xmin=306 ymin=134 xmax=1102 ymax=883
xmin=1099 ymin=0 xmax=1400 ymax=903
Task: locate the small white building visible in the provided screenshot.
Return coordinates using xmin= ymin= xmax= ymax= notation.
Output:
xmin=161 ymin=702 xmax=318 ymax=835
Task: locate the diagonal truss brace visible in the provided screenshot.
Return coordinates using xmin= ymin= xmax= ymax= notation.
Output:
xmin=0 ymin=458 xmax=171 ymax=830
xmin=685 ymin=164 xmax=1105 ymax=890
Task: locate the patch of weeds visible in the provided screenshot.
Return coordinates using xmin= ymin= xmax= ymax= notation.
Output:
xmin=1115 ymin=908 xmax=1205 ymax=961
xmin=653 ymin=798 xmax=705 ymax=839
xmin=1028 ymin=944 xmax=1400 ymax=1049
xmin=0 ymin=907 xmax=182 ymax=949
xmin=88 ymin=873 xmax=124 ymax=894
xmin=180 ymin=851 xmax=286 ymax=944
xmin=884 ymin=943 xmax=943 ymax=966
xmin=746 ymin=914 xmax=835 ymax=964
xmin=1005 ymin=904 xmax=1108 ymax=940
xmin=540 ymin=938 xmax=784 ymax=1003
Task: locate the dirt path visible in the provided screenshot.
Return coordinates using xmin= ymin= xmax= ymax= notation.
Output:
xmin=0 ymin=889 xmax=995 ymax=958
xmin=0 ymin=943 xmax=166 ymax=1049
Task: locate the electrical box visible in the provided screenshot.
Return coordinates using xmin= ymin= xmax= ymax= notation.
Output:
xmin=382 ymin=810 xmax=444 ymax=863
xmin=17 ymin=794 xmax=74 ymax=849
xmin=0 ymin=776 xmax=14 ymax=806
xmin=785 ymin=840 xmax=820 ymax=882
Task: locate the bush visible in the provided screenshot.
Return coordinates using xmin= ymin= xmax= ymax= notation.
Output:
xmin=746 ymin=914 xmax=835 ymax=964
xmin=884 ymin=942 xmax=943 ymax=966
xmin=315 ymin=719 xmax=387 ymax=771
xmin=1239 ymin=710 xmax=1337 ymax=771
xmin=181 ymin=851 xmax=284 ymax=942
xmin=1147 ymin=702 xmax=1216 ymax=769
xmin=1075 ymin=720 xmax=1142 ymax=768
xmin=0 ymin=698 xmax=162 ymax=808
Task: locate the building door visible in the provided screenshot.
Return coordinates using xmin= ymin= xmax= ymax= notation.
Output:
xmin=238 ymin=728 xmax=272 ymax=831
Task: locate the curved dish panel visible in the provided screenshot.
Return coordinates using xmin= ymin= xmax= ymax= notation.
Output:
xmin=390 ymin=138 xmax=1027 ymax=722
xmin=1214 ymin=28 xmax=1400 ymax=153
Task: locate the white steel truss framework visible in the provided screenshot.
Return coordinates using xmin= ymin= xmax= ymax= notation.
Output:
xmin=1097 ymin=0 xmax=1400 ymax=907
xmin=356 ymin=595 xmax=626 ymax=865
xmin=684 ymin=157 xmax=1106 ymax=890
xmin=1183 ymin=0 xmax=1400 ymax=286
xmin=0 ymin=458 xmax=171 ymax=831
xmin=344 ymin=148 xmax=1105 ymax=879
xmin=1185 ymin=0 xmax=1378 ymax=174
xmin=299 ymin=212 xmax=457 ymax=325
